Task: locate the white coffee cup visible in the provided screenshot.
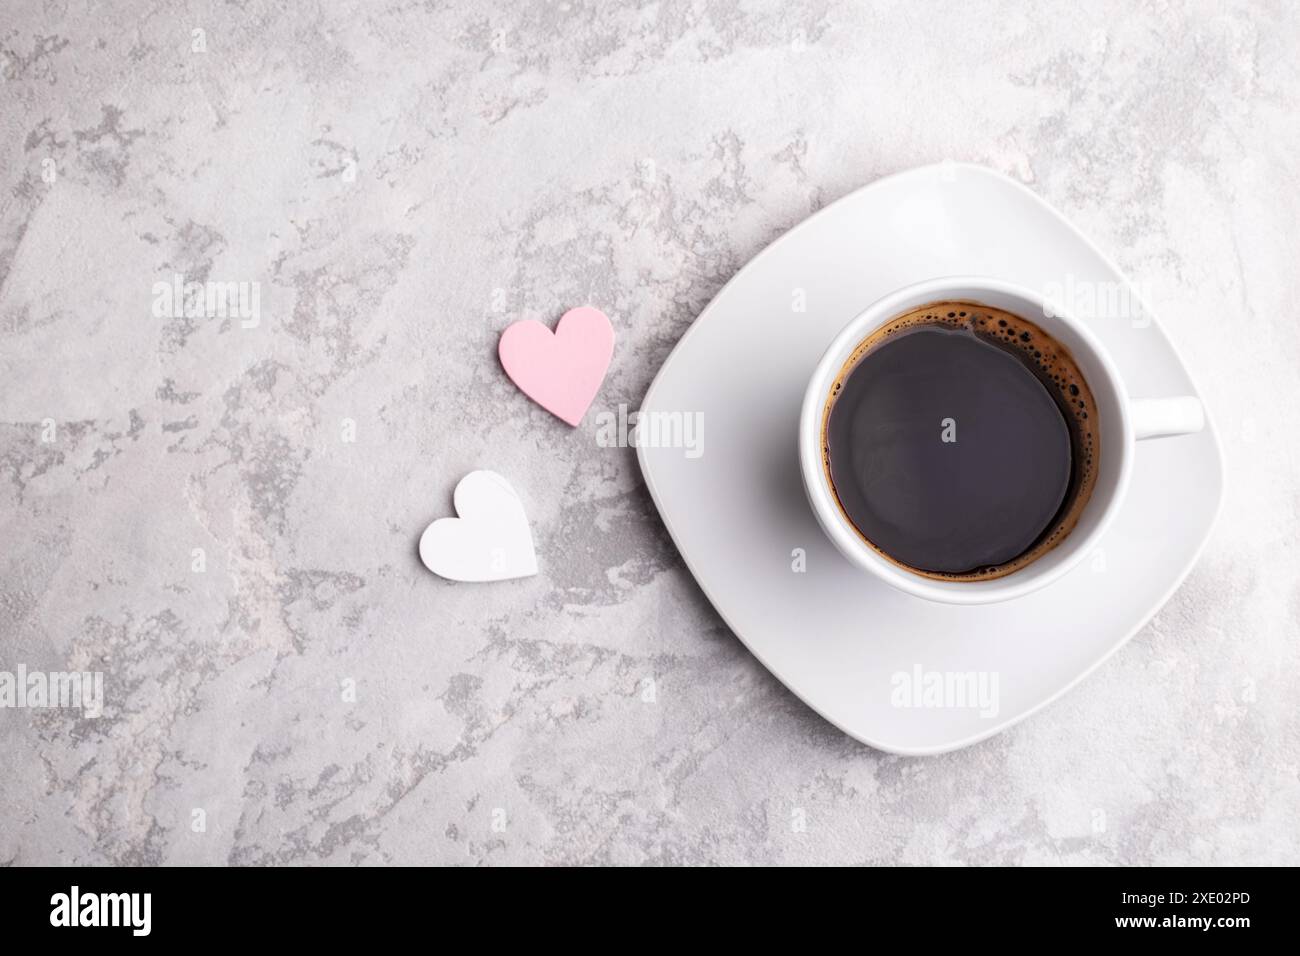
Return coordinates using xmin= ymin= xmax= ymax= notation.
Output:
xmin=798 ymin=276 xmax=1205 ymax=605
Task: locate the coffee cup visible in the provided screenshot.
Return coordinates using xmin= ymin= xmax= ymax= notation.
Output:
xmin=798 ymin=276 xmax=1205 ymax=605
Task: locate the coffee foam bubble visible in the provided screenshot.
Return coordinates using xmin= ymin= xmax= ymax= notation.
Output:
xmin=821 ymin=300 xmax=1099 ymax=581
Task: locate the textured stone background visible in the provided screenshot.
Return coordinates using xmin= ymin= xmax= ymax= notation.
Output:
xmin=2 ymin=1 xmax=1298 ymax=865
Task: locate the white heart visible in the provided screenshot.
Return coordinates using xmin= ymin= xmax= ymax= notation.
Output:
xmin=419 ymin=471 xmax=538 ymax=582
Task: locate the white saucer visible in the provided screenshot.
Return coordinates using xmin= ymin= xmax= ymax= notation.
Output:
xmin=637 ymin=163 xmax=1223 ymax=755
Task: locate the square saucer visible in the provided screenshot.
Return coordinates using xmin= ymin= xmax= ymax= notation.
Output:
xmin=637 ymin=163 xmax=1223 ymax=755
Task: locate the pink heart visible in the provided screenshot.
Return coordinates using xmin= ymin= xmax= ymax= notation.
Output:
xmin=498 ymin=307 xmax=615 ymax=427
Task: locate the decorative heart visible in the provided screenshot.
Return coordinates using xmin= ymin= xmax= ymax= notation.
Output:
xmin=498 ymin=306 xmax=615 ymax=426
xmin=418 ymin=471 xmax=538 ymax=582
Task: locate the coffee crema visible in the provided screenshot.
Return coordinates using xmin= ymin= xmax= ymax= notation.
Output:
xmin=820 ymin=301 xmax=1099 ymax=580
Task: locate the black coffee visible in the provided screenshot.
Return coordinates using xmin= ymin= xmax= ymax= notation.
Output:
xmin=821 ymin=302 xmax=1097 ymax=579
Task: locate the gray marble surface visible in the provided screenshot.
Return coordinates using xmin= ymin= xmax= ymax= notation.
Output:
xmin=2 ymin=0 xmax=1298 ymax=866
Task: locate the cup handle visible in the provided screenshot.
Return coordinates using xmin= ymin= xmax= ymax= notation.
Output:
xmin=1130 ymin=396 xmax=1205 ymax=441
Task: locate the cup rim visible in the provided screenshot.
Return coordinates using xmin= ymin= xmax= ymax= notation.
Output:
xmin=798 ymin=275 xmax=1135 ymax=605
